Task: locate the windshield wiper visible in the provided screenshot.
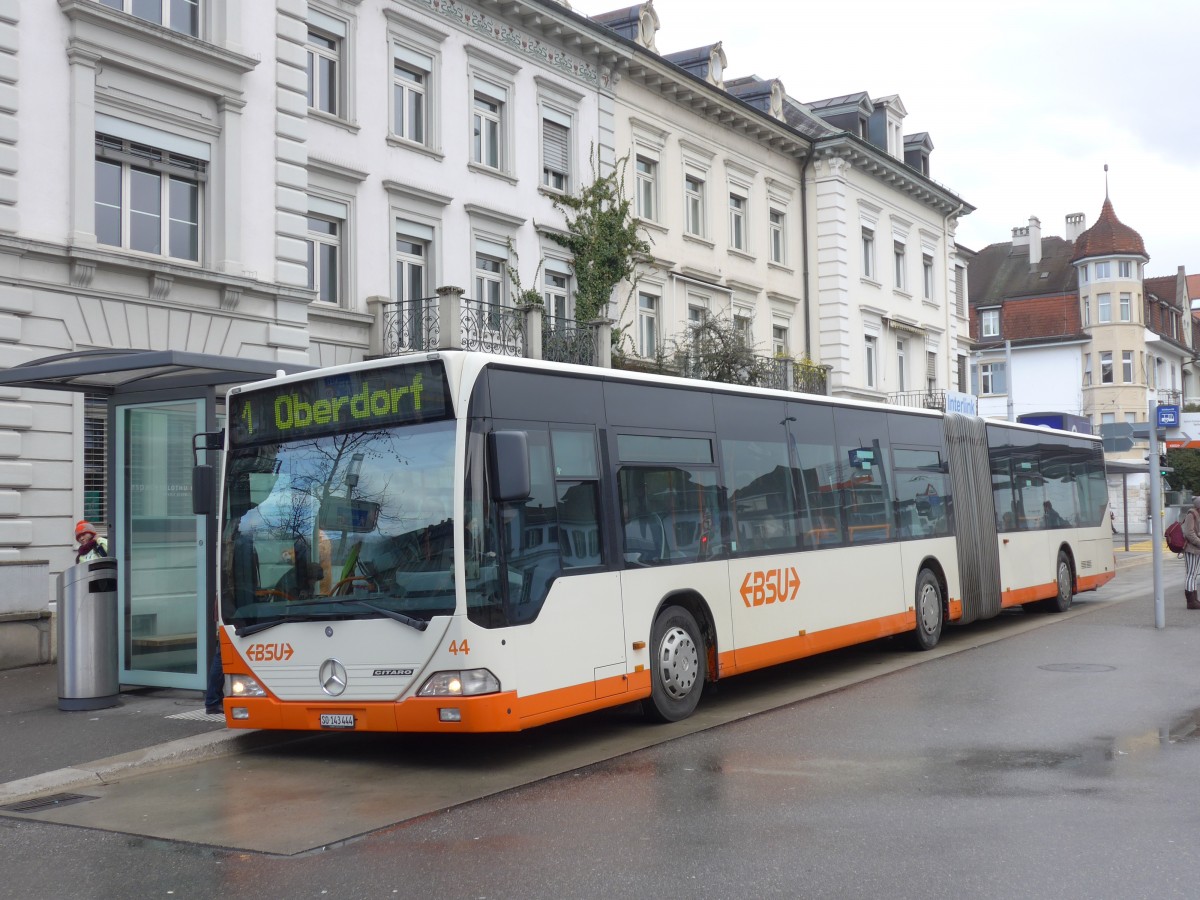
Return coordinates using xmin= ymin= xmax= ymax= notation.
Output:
xmin=283 ymin=596 xmax=430 ymax=632
xmin=233 ymin=615 xmax=318 ymax=637
xmin=338 ymin=599 xmax=429 ymax=632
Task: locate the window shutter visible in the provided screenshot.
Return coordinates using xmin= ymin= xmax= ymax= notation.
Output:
xmin=542 ymin=120 xmax=569 ymax=175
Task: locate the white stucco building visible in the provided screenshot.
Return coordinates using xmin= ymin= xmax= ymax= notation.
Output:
xmin=0 ymin=0 xmax=977 ymax=633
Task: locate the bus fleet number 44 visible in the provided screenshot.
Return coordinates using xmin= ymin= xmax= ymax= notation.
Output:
xmin=740 ymin=567 xmax=801 ymax=607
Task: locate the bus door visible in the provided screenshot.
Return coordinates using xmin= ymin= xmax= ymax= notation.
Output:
xmin=501 ymin=426 xmax=626 ymax=713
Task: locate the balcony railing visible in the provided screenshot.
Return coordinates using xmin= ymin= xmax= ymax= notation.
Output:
xmin=887 ymin=389 xmax=948 ymax=411
xmin=378 ymin=296 xmax=440 ymax=356
xmin=1157 ymin=389 xmax=1183 ymax=407
xmin=461 ymin=298 xmax=524 ymax=358
xmin=369 ymin=287 xmax=832 ymax=397
xmin=623 ymin=349 xmax=830 ymax=397
xmin=543 ymin=316 xmax=598 ymax=367
xmin=369 ymin=287 xmax=611 ymax=368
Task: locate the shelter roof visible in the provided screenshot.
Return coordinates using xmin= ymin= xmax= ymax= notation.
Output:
xmin=0 ymin=349 xmax=312 ymax=396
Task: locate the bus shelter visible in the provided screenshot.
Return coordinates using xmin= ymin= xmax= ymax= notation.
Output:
xmin=0 ymin=350 xmax=311 ymax=690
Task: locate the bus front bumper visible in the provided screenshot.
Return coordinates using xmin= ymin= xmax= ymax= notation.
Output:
xmin=223 ymin=691 xmax=523 ymax=733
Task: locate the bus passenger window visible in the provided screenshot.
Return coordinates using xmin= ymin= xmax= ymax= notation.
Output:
xmin=551 ymin=429 xmax=603 ymax=569
xmin=619 ymin=466 xmax=725 ymax=565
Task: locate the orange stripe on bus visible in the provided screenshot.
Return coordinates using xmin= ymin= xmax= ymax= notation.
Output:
xmin=1000 ymin=582 xmax=1056 ymax=607
xmin=1078 ymin=570 xmax=1116 ymax=591
xmin=722 ymin=611 xmax=916 ymax=677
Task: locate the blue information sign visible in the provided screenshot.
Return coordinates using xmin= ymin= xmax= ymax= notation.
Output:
xmin=1157 ymin=404 xmax=1180 ymax=428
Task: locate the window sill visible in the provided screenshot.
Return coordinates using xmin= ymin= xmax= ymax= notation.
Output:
xmin=59 ymin=0 xmax=258 ymax=85
xmin=682 ymin=233 xmax=715 ymax=249
xmin=308 ymin=110 xmax=361 ymax=134
xmin=385 ymin=136 xmax=444 ymax=161
xmin=308 ymin=303 xmax=373 ymax=325
xmin=860 ymin=276 xmax=882 ymax=289
xmin=728 ymin=247 xmax=756 ymax=263
xmin=767 ymin=261 xmax=793 ymax=275
xmin=468 ymin=162 xmax=518 ymax=185
xmin=638 ymin=218 xmax=669 ymax=236
xmin=893 ymin=288 xmax=913 ymax=300
xmin=538 ymin=185 xmax=569 ymax=200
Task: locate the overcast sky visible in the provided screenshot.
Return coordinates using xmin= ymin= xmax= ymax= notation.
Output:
xmin=570 ymin=0 xmax=1198 ymax=278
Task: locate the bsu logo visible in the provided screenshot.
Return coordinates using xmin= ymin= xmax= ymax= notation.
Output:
xmin=740 ymin=567 xmax=800 ymax=607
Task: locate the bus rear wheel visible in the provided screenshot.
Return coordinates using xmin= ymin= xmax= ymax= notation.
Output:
xmin=909 ymin=569 xmax=943 ymax=651
xmin=642 ymin=605 xmax=706 ymax=723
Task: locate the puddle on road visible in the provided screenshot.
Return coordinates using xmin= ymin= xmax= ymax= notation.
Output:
xmin=947 ymin=707 xmax=1200 ymax=794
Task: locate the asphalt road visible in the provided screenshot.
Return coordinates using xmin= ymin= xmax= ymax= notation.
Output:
xmin=2 ymin=556 xmax=1198 ymax=899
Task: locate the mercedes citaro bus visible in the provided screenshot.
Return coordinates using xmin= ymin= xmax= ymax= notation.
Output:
xmin=194 ymin=351 xmax=1116 ymax=732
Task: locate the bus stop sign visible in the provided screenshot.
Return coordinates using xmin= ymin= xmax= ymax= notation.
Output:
xmin=1157 ymin=405 xmax=1180 ymax=429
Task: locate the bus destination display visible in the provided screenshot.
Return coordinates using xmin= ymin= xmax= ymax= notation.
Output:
xmin=230 ymin=362 xmax=450 ymax=447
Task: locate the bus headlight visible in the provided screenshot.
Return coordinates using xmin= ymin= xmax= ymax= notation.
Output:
xmin=229 ymin=675 xmax=267 ymax=698
xmin=417 ymin=669 xmax=500 ymax=697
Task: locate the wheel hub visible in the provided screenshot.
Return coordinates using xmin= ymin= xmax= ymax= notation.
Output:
xmin=918 ymin=583 xmax=939 ymax=632
xmin=657 ymin=625 xmax=699 ymax=700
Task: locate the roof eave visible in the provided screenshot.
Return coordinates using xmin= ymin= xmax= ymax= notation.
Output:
xmin=813 ymin=134 xmax=973 ymax=217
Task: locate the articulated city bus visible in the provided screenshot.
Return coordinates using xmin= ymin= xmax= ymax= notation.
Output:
xmin=202 ymin=351 xmax=1115 ymax=732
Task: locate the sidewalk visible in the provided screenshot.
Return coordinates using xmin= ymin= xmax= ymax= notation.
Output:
xmin=0 ymin=664 xmax=275 ymax=805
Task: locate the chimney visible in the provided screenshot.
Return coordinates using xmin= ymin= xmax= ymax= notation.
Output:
xmin=1065 ymin=212 xmax=1087 ymax=242
xmin=1011 ymin=225 xmax=1029 ymax=247
xmin=1027 ymin=216 xmax=1042 ymax=266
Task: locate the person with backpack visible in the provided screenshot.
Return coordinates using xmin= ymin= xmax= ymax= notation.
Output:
xmin=1181 ymin=497 xmax=1200 ymax=610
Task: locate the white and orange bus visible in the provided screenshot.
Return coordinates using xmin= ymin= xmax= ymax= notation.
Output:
xmin=201 ymin=351 xmax=1115 ymax=732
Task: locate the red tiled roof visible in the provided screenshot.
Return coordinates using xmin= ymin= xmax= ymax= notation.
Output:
xmin=972 ymin=293 xmax=1081 ymax=342
xmin=1071 ymin=198 xmax=1147 ymax=262
xmin=1144 ymin=275 xmax=1178 ymax=303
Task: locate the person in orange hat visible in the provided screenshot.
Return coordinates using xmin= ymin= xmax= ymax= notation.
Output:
xmin=74 ymin=520 xmax=109 ymax=564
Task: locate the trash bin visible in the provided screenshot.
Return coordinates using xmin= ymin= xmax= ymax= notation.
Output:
xmin=57 ymin=558 xmax=119 ymax=711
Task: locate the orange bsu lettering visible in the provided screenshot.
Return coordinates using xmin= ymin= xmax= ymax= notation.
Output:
xmin=740 ymin=567 xmax=801 ymax=607
xmin=245 ymin=642 xmax=294 ymax=662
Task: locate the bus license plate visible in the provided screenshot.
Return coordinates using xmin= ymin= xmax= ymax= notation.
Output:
xmin=319 ymin=713 xmax=355 ymax=729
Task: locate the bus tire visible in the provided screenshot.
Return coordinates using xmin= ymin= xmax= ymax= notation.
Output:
xmin=909 ymin=568 xmax=943 ymax=651
xmin=642 ymin=605 xmax=706 ymax=723
xmin=1042 ymin=551 xmax=1074 ymax=614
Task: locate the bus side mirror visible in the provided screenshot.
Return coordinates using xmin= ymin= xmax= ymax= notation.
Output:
xmin=192 ymin=465 xmax=215 ymax=516
xmin=191 ymin=429 xmax=224 ymax=517
xmin=488 ymin=431 xmax=530 ymax=502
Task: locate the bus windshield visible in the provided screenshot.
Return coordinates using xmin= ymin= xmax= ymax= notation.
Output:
xmin=219 ymin=418 xmax=457 ymax=631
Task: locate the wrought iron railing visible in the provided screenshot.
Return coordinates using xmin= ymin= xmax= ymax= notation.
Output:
xmin=677 ymin=350 xmax=766 ymax=386
xmin=461 ymin=299 xmax=525 ymax=357
xmin=380 ymin=296 xmax=440 ymax=356
xmin=792 ymin=361 xmax=831 ymax=396
xmin=1157 ymin=389 xmax=1183 ymax=407
xmin=543 ymin=316 xmax=597 ymax=366
xmin=887 ymin=389 xmax=947 ymax=411
xmin=764 ymin=356 xmax=790 ymax=391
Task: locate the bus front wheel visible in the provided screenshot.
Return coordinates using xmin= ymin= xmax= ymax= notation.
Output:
xmin=909 ymin=569 xmax=944 ymax=651
xmin=1041 ymin=551 xmax=1074 ymax=613
xmin=642 ymin=605 xmax=706 ymax=723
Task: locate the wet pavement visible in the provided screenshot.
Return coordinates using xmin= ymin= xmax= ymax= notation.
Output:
xmin=1 ymin=535 xmax=1196 ymax=897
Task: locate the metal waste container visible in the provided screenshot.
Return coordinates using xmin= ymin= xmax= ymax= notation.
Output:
xmin=57 ymin=558 xmax=119 ymax=711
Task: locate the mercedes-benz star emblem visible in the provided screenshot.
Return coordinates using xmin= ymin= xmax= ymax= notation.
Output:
xmin=319 ymin=659 xmax=348 ymax=696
